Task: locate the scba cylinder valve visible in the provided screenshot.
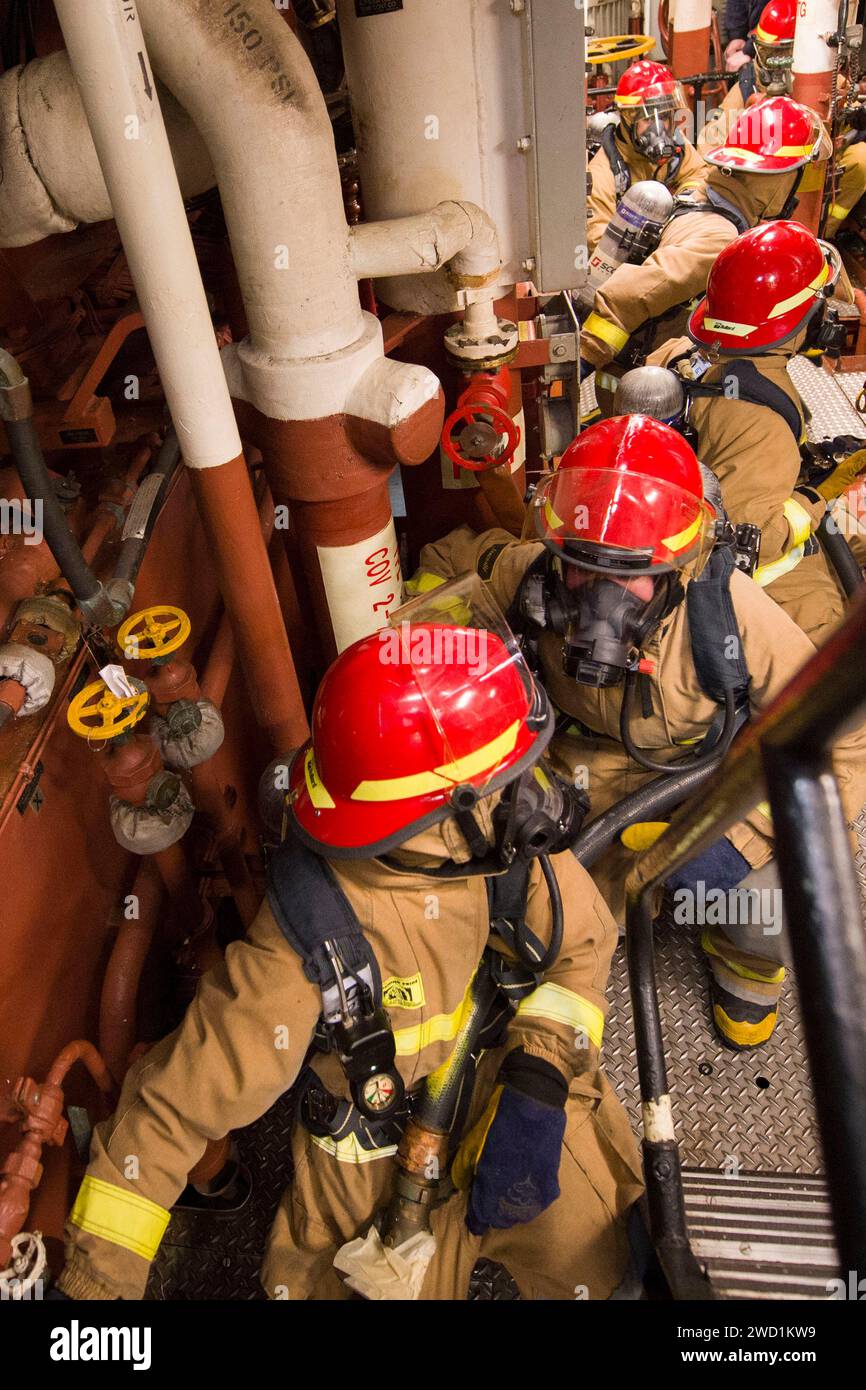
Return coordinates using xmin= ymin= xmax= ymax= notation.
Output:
xmin=440 ymin=367 xmax=520 ymax=473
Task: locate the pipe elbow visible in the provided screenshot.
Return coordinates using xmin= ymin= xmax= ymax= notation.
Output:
xmin=345 ymin=357 xmax=445 ymax=469
xmin=349 ymin=200 xmax=501 ymax=286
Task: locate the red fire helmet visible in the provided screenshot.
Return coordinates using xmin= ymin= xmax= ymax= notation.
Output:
xmin=688 ymin=219 xmax=833 ymax=353
xmin=614 ymin=59 xmax=685 ymax=111
xmin=754 ymin=0 xmax=796 ymax=45
xmin=534 ymin=415 xmax=714 ymax=575
xmin=287 ymin=620 xmax=551 ymax=856
xmin=702 ymin=95 xmax=827 ymax=173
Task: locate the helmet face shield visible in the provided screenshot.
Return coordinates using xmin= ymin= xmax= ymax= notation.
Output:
xmin=619 ymin=88 xmax=686 ymax=161
xmin=384 ymin=574 xmax=549 ymax=801
xmin=533 ymin=466 xmax=715 ymax=575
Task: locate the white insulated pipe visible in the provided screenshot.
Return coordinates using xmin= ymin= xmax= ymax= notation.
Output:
xmin=792 ymin=0 xmax=840 ymax=112
xmin=136 ymin=0 xmax=363 ymax=362
xmin=349 ymin=201 xmax=501 ymax=283
xmin=0 ymin=50 xmax=215 ymax=249
xmin=51 ymin=0 xmax=241 ymax=471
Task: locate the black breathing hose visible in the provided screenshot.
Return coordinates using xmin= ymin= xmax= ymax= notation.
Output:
xmin=816 ymin=512 xmax=865 ymax=598
xmin=536 ymin=853 xmax=565 ymax=973
xmin=571 ymin=760 xmax=719 ymax=868
xmin=619 ymin=670 xmax=737 ymax=775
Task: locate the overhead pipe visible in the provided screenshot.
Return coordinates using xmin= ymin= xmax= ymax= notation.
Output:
xmin=0 ymin=48 xmax=215 ymax=250
xmin=52 ymin=0 xmax=308 ymax=755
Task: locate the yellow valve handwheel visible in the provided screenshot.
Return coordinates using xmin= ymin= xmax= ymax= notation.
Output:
xmin=586 ymin=34 xmax=655 ymax=65
xmin=117 ymin=605 xmax=192 ymax=662
xmin=67 ymin=678 xmax=149 ymax=741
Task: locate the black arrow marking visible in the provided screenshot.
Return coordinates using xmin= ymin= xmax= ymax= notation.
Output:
xmin=138 ymin=52 xmax=153 ymax=101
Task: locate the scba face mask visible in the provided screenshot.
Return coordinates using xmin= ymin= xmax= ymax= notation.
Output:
xmin=551 ymin=564 xmax=681 ymax=688
xmin=624 ymin=106 xmax=680 ymax=163
xmin=493 ymin=762 xmax=589 ymax=862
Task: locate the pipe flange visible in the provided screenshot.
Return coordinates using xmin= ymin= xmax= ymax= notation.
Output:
xmin=12 ymin=595 xmax=80 ymax=660
xmin=444 ymin=318 xmax=520 ymax=371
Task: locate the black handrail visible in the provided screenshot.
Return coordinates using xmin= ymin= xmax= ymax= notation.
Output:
xmin=624 ymin=585 xmax=866 ymax=1296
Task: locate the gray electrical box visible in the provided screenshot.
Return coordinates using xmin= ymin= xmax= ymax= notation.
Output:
xmin=522 ymin=0 xmax=588 ymax=294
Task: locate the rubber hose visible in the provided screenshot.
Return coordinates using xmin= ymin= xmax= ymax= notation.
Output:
xmin=112 ymin=433 xmax=182 ymax=587
xmin=619 ymin=672 xmax=737 ymax=774
xmin=571 ymin=760 xmax=719 ymax=868
xmin=4 ymin=415 xmax=103 ymax=605
xmin=816 ymin=512 xmax=865 ymax=598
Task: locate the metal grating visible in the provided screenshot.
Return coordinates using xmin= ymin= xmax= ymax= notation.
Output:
xmin=788 ymin=356 xmax=866 ymax=441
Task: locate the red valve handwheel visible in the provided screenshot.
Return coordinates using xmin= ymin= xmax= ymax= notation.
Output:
xmin=441 ymin=402 xmax=521 ymax=473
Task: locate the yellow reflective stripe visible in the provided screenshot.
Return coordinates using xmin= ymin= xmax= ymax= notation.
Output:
xmin=783 ymin=495 xmax=814 ymax=547
xmin=767 ymin=261 xmax=829 ymax=320
xmin=544 ymin=496 xmax=565 ymax=530
xmin=701 ymin=932 xmax=786 ymax=984
xmin=714 ymin=1003 xmax=778 ymax=1046
xmin=755 ymin=544 xmax=805 ymax=585
xmin=583 ymin=313 xmax=629 ymax=352
xmin=756 ymin=799 xmax=773 ymax=822
xmin=393 ymin=974 xmax=475 ymax=1056
xmin=351 ymin=719 xmax=521 ymax=802
xmin=516 ymin=983 xmax=605 ymax=1048
xmin=305 ymin=747 xmax=336 ymax=810
xmin=310 ymin=1133 xmax=398 ymax=1165
xmin=661 ymin=510 xmax=702 ymax=554
xmin=828 ymin=202 xmax=851 ymax=220
xmin=69 ymin=1176 xmax=170 ymax=1262
xmin=615 ymin=92 xmax=644 ymax=107
xmin=718 ymin=145 xmax=810 ymax=163
xmin=703 ymin=316 xmax=757 ymax=337
xmin=756 ymin=496 xmax=814 ymax=584
xmin=754 ymin=22 xmax=781 ymax=41
xmin=404 ymin=571 xmax=446 ymax=595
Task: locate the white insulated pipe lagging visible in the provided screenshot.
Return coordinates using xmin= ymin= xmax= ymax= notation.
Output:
xmin=137 ymin=0 xmax=363 ymax=363
xmin=349 ymin=201 xmax=501 ymax=283
xmin=52 ymin=0 xmax=241 ymax=471
xmin=792 ymin=0 xmax=839 ymax=76
xmin=0 ymin=50 xmax=215 ymax=249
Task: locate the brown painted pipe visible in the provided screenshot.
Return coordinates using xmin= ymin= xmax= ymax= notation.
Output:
xmin=99 ymin=860 xmax=163 ymax=1084
xmin=190 ymin=452 xmax=309 ymax=754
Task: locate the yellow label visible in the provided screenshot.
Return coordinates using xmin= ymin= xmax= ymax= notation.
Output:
xmin=382 ymin=972 xmax=426 ymax=1010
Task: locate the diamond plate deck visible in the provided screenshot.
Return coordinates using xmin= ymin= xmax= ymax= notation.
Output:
xmin=787 ymin=356 xmax=866 ymax=440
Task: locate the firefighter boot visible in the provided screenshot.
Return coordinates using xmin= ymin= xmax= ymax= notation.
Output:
xmin=701 ymin=928 xmax=785 ymax=1051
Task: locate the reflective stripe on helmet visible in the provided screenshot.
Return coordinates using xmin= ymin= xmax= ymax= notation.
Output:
xmin=661 ymin=511 xmax=703 ymax=554
xmin=351 ymin=720 xmax=523 ymax=802
xmin=583 ymin=312 xmax=630 ymax=352
xmin=767 ymin=260 xmax=829 ymax=319
xmin=716 ymin=144 xmax=813 ymax=161
xmin=305 ymin=748 xmax=336 ymax=809
xmin=69 ymin=1176 xmax=171 ymax=1261
xmin=516 ymin=982 xmax=605 ymax=1047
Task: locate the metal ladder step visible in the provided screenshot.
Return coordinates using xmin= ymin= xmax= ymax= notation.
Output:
xmin=683 ymin=1168 xmax=838 ymax=1300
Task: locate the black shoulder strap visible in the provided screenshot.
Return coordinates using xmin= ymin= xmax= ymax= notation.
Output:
xmin=686 ymin=545 xmax=751 ymax=707
xmin=688 ymin=359 xmax=803 ymax=441
xmin=267 ymin=832 xmax=381 ymax=1000
xmin=601 ymin=123 xmax=631 ymax=197
xmin=738 ymin=64 xmax=756 ymax=102
xmin=486 ymin=861 xmax=545 ymax=997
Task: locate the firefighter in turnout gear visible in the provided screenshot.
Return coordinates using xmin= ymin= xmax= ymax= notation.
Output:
xmin=408 ymin=418 xmax=866 ymax=1051
xmin=56 ymin=593 xmax=643 ymax=1302
xmin=580 ymin=92 xmax=825 ymax=377
xmin=649 ymin=219 xmax=866 ymax=645
xmin=700 ymin=0 xmax=866 ymax=243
